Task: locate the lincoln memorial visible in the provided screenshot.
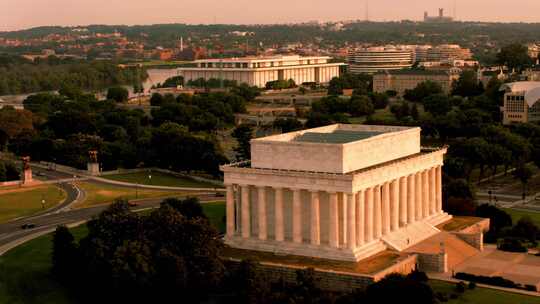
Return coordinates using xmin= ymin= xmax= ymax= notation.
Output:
xmin=221 ymin=124 xmax=451 ymax=262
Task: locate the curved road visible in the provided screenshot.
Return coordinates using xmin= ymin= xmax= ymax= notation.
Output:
xmin=0 ymin=193 xmax=222 ymax=255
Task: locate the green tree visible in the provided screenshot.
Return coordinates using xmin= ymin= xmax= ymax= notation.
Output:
xmin=349 ymin=95 xmax=375 ymax=116
xmin=51 ymin=225 xmax=78 ymax=281
xmin=422 ymin=94 xmax=452 ymax=117
xmin=161 ymin=197 xmax=207 ymax=220
xmin=150 ymin=93 xmax=164 ymax=106
xmin=452 ymin=70 xmax=484 ymax=97
xmin=496 ymin=43 xmax=534 ymax=72
xmin=403 ymin=81 xmax=442 ymax=102
xmin=513 ymin=164 xmax=533 ymax=198
xmin=106 ymin=86 xmax=129 ymax=103
xmin=232 ymin=124 xmax=254 ymax=161
xmin=273 ymin=118 xmax=303 ymax=133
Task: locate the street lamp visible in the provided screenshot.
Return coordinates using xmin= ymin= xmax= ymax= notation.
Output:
xmin=41 ymin=198 xmax=46 ymax=209
xmin=148 ymin=174 xmax=152 ymax=185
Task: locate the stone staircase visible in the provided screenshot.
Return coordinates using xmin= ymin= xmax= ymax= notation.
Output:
xmin=425 ymin=212 xmax=453 ymax=227
xmin=443 ymin=233 xmax=480 ymax=269
xmin=381 ymin=221 xmax=440 ymax=251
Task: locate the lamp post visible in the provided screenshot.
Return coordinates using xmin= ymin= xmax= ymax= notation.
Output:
xmin=41 ymin=196 xmax=46 ymax=209
xmin=148 ymin=174 xmax=152 ymax=185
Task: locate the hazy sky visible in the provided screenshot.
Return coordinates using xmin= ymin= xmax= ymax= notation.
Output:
xmin=2 ymin=0 xmax=540 ymax=31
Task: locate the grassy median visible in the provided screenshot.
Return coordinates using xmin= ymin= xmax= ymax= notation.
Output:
xmin=102 ymin=171 xmax=220 ymax=188
xmin=73 ymin=181 xmax=197 ymax=208
xmin=0 ymin=185 xmax=66 ymax=223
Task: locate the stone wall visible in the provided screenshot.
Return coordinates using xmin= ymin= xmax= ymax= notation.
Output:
xmin=416 ymin=252 xmax=447 ymax=273
xmin=458 ymin=218 xmax=490 ymax=233
xmin=453 ymin=232 xmax=484 ymax=251
xmin=225 ymin=259 xmax=374 ymax=292
xmin=371 ymin=254 xmax=418 ymax=280
xmin=224 ymin=254 xmax=417 ymax=293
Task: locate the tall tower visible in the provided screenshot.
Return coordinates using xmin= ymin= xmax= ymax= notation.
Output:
xmin=439 ymin=8 xmax=444 ymax=18
xmin=365 ymin=0 xmax=369 ymax=21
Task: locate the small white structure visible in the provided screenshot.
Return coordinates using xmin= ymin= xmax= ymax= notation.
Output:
xmin=222 ymin=124 xmax=451 ymax=262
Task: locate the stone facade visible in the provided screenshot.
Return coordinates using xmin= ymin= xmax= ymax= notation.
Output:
xmin=222 ymin=124 xmax=452 ymax=262
xmin=225 ymin=254 xmax=417 ymax=293
xmin=416 ymin=252 xmax=448 ymax=273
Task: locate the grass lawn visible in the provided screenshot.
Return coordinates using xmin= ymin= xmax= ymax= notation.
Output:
xmin=0 ymin=185 xmax=66 ymax=223
xmin=430 ymin=280 xmax=540 ymax=304
xmin=103 ymin=171 xmax=220 ymax=188
xmin=203 ymin=201 xmax=226 ymax=233
xmin=504 ymin=208 xmax=540 ymax=227
xmin=74 ymin=181 xmax=194 ymax=208
xmin=0 ymin=225 xmax=88 ymax=304
xmin=0 ymin=202 xmax=225 ymax=304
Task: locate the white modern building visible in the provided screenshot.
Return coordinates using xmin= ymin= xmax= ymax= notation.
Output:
xmin=348 ymin=47 xmax=414 ymax=74
xmin=500 ymin=81 xmax=540 ymax=124
xmin=221 ymin=124 xmax=451 ymax=262
xmin=178 ymin=55 xmax=345 ymax=88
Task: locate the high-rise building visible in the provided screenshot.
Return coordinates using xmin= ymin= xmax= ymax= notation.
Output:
xmin=501 ymin=81 xmax=540 ymax=124
xmin=348 ymin=47 xmax=413 ymax=74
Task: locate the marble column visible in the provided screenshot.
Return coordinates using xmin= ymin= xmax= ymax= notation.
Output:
xmin=356 ymin=190 xmax=365 ymax=247
xmin=310 ymin=190 xmax=320 ymax=245
xmin=241 ymin=185 xmax=250 ymax=238
xmin=257 ymin=186 xmax=267 ymax=240
xmin=329 ymin=192 xmax=339 ymax=248
xmin=390 ymin=179 xmax=399 ymax=231
xmin=399 ymin=177 xmax=408 ymax=227
xmin=292 ymin=189 xmax=302 ymax=243
xmin=226 ymin=184 xmax=235 ymax=237
xmin=374 ymin=185 xmax=382 ymax=239
xmin=347 ymin=193 xmax=356 ymax=250
xmin=422 ymin=170 xmax=429 ymax=218
xmin=429 ymin=167 xmax=436 ymax=215
xmin=407 ymin=174 xmax=415 ymax=224
xmin=381 ymin=183 xmax=390 ymax=235
xmin=415 ymin=173 xmax=422 ymax=221
xmin=436 ymin=166 xmax=443 ymax=212
xmin=341 ymin=193 xmax=347 ymax=246
xmin=365 ymin=188 xmax=374 ymax=243
xmin=275 ymin=187 xmax=284 ymax=242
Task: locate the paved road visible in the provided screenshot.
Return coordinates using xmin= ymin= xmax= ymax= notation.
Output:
xmin=0 ymin=193 xmax=222 ymax=254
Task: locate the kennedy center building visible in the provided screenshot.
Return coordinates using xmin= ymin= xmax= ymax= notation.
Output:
xmin=221 ymin=124 xmax=451 ymax=262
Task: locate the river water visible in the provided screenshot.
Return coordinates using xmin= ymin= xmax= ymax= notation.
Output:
xmin=0 ymin=68 xmax=179 ymax=105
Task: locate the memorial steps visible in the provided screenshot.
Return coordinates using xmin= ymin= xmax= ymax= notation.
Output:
xmin=381 ymin=221 xmax=441 ymax=251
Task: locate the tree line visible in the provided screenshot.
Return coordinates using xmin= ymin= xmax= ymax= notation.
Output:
xmin=3 ymin=85 xmax=256 ymax=175
xmin=0 ymin=54 xmax=147 ymax=95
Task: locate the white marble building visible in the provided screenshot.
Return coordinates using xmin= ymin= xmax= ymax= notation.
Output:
xmin=221 ymin=124 xmax=451 ymax=262
xmin=178 ymin=55 xmax=344 ymax=88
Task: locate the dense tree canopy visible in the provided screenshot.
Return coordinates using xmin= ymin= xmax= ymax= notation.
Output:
xmin=0 ymin=55 xmax=147 ymax=95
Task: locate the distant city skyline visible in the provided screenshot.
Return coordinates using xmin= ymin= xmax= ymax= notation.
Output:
xmin=2 ymin=0 xmax=540 ymax=32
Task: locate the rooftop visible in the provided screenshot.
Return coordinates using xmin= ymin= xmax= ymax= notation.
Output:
xmin=376 ymin=69 xmax=451 ymax=76
xmin=249 ymin=124 xmax=421 ymax=174
xmin=295 ymin=130 xmax=384 ymax=144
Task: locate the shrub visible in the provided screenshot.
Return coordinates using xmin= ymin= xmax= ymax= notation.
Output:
xmin=455 ymin=272 xmax=518 ymax=289
xmin=497 ymin=238 xmax=528 ymax=253
xmin=524 ymin=285 xmax=537 ymax=292
xmin=435 ymin=291 xmax=448 ymax=302
xmin=468 ymin=281 xmax=476 ymax=290
xmin=455 ymin=281 xmax=466 ymax=293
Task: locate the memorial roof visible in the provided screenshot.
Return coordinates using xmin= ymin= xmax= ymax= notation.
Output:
xmin=294 ymin=130 xmax=385 ymax=144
